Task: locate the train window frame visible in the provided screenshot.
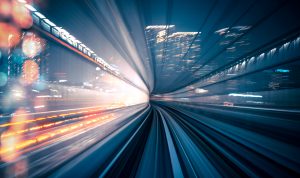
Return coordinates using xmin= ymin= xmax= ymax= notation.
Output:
xmin=41 ymin=19 xmax=56 ymax=32
xmin=87 ymin=51 xmax=91 ymax=57
xmin=78 ymin=43 xmax=84 ymax=51
xmin=59 ymin=29 xmax=69 ymax=41
xmin=33 ymin=12 xmax=46 ymax=19
xmin=32 ymin=12 xmax=45 ymax=25
xmin=83 ymin=48 xmax=87 ymax=54
xmin=91 ymin=53 xmax=97 ymax=59
xmin=52 ymin=27 xmax=60 ymax=38
xmin=67 ymin=35 xmax=77 ymax=48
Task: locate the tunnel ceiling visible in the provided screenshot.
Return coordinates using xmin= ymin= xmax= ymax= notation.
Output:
xmin=42 ymin=0 xmax=300 ymax=95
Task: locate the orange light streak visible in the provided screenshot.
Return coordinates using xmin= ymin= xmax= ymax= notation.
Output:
xmin=0 ymin=114 xmax=115 ymax=155
xmin=0 ymin=107 xmax=104 ymax=128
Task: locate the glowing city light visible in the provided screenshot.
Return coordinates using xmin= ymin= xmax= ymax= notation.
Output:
xmin=22 ymin=60 xmax=39 ymax=85
xmin=22 ymin=33 xmax=45 ymax=58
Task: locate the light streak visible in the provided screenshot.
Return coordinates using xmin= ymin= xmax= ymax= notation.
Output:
xmin=0 ymin=108 xmax=104 ymax=128
xmin=34 ymin=105 xmax=45 ymax=109
xmin=0 ymin=114 xmax=115 ymax=155
xmin=194 ymin=88 xmax=208 ymax=94
xmin=228 ymin=93 xmax=263 ymax=98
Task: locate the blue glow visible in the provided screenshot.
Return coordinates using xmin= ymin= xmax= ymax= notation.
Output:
xmin=275 ymin=69 xmax=290 ymax=73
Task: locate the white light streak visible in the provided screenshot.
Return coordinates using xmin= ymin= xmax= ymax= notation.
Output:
xmin=145 ymin=25 xmax=175 ymax=29
xmin=36 ymin=95 xmax=51 ymax=98
xmin=34 ymin=105 xmax=45 ymax=109
xmin=195 ymin=88 xmax=208 ymax=94
xmin=228 ymin=93 xmax=263 ymax=98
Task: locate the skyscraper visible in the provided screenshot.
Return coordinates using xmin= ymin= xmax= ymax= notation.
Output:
xmin=145 ymin=25 xmax=201 ymax=89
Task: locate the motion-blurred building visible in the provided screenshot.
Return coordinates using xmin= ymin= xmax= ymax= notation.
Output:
xmin=145 ymin=25 xmax=201 ymax=84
